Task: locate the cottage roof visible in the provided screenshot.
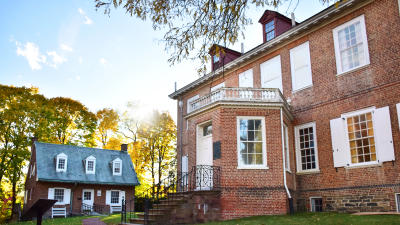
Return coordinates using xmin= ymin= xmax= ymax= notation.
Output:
xmin=34 ymin=142 xmax=139 ymax=186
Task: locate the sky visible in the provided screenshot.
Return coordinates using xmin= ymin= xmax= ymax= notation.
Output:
xmin=0 ymin=0 xmax=331 ymax=121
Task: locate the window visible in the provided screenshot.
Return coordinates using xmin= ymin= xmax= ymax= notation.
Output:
xmin=187 ymin=95 xmax=199 ymax=113
xmin=295 ymin=122 xmax=319 ymax=172
xmin=283 ymin=124 xmax=290 ymax=171
xmin=85 ymin=156 xmax=96 ymax=174
xmin=346 ymin=112 xmax=376 ymax=164
xmin=333 ymin=15 xmax=370 ymax=74
xmin=330 ymin=106 xmax=395 ymax=168
xmin=83 ymin=191 xmax=91 ymax=201
xmin=111 ymin=191 xmax=120 ymax=204
xmin=396 ymin=103 xmax=400 ymax=131
xmin=265 ymin=20 xmax=275 ymax=41
xmin=396 ymin=193 xmax=400 ymax=213
xmin=310 ymin=197 xmax=323 ymax=212
xmin=203 ymin=124 xmax=212 ymax=136
xmin=56 ymin=153 xmax=67 ymax=172
xmin=54 ymin=188 xmax=64 ymax=203
xmin=113 ymin=158 xmax=122 ymax=176
xmin=290 ymin=41 xmax=313 ymax=91
xmin=238 ymin=69 xmax=253 ymax=88
xmin=260 ymin=55 xmax=282 ymax=92
xmin=237 ymin=117 xmax=267 ymax=169
xmin=97 ymin=190 xmax=102 ymax=197
xmin=213 ymin=55 xmax=220 ymax=63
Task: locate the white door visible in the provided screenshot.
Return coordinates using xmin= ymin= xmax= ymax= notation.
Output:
xmin=82 ymin=189 xmax=94 ymax=209
xmin=196 ymin=123 xmax=213 ymax=190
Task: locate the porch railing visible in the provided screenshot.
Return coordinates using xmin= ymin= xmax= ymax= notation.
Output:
xmin=81 ymin=203 xmax=105 ymax=215
xmin=188 ymin=87 xmax=287 ymax=114
xmin=121 ymin=165 xmax=221 ymax=224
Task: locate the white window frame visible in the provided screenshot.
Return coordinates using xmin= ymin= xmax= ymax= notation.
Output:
xmin=110 ymin=190 xmax=121 ymax=205
xmin=290 ymin=41 xmax=313 ymax=92
xmin=283 ymin=123 xmax=290 ymax=172
xmin=310 ymin=197 xmax=323 ymax=212
xmin=341 ymin=107 xmax=379 ymax=167
xmin=85 ymin=155 xmax=96 ymax=174
xmin=332 ymin=14 xmax=370 ymax=75
xmin=238 ymin=69 xmax=254 ymax=88
xmin=112 ymin=158 xmax=122 ymax=176
xmin=56 ymin=153 xmax=68 ymax=172
xmin=396 ymin=103 xmax=400 ymax=132
xmin=236 ymin=116 xmax=268 ymax=169
xmin=295 ymin=122 xmax=320 ymax=173
xmin=54 ymin=188 xmax=65 ymax=205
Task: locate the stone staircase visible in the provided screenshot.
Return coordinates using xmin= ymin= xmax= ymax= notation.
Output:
xmin=129 ymin=193 xmax=189 ymax=225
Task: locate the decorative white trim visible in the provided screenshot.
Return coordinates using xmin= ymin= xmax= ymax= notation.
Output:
xmin=56 ymin=153 xmax=67 ymax=172
xmin=294 ymin=122 xmax=320 ymax=173
xmin=236 ymin=116 xmax=267 ymax=169
xmin=332 ymin=14 xmax=370 ymax=75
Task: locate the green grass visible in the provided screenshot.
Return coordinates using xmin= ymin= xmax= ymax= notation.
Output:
xmin=199 ymin=212 xmax=400 ymax=225
xmin=5 ymin=215 xmax=96 ymax=225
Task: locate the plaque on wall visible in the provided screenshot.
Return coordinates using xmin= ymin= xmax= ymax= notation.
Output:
xmin=213 ymin=141 xmax=221 ymax=160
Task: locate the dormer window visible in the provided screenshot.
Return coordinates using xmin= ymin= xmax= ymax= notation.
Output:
xmin=56 ymin=153 xmax=67 ymax=172
xmin=265 ymin=20 xmax=275 ymax=41
xmin=213 ymin=55 xmax=220 ymax=63
xmin=112 ymin=158 xmax=122 ymax=176
xmin=85 ymin=155 xmax=96 ymax=174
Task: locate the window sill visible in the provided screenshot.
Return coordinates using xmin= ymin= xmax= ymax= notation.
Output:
xmin=237 ymin=166 xmax=269 ymax=170
xmin=345 ymin=162 xmax=382 ymax=169
xmin=336 ymin=64 xmax=370 ymax=77
xmin=296 ymin=170 xmax=320 ymax=175
xmin=292 ymin=84 xmax=313 ymax=94
xmin=286 ymin=169 xmax=292 ymax=174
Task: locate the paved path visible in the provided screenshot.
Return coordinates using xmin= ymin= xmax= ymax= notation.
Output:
xmin=82 ymin=217 xmax=107 ymax=225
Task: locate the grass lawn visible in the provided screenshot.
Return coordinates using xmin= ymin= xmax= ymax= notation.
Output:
xmin=199 ymin=212 xmax=400 ymax=225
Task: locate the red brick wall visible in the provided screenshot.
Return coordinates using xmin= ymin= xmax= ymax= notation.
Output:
xmin=176 ymin=0 xmax=400 ymax=217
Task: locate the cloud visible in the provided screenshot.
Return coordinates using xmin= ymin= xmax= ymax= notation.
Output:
xmin=16 ymin=42 xmax=47 ymax=70
xmin=47 ymin=51 xmax=67 ymax=68
xmin=76 ymin=75 xmax=81 ymax=81
xmin=78 ymin=8 xmax=93 ymax=25
xmin=60 ymin=44 xmax=73 ymax=52
xmin=99 ymin=58 xmax=107 ymax=65
xmin=78 ymin=56 xmax=83 ymax=64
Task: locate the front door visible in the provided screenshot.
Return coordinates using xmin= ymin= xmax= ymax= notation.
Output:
xmin=196 ymin=122 xmax=213 ymax=190
xmin=82 ymin=189 xmax=94 ymax=210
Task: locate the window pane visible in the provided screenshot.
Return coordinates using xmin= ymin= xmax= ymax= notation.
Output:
xmin=111 ymin=191 xmax=119 ymax=204
xmin=54 ymin=189 xmax=64 ymax=203
xmin=239 ymin=119 xmax=264 ymax=166
xmin=58 ymin=158 xmax=65 ymax=170
xmin=347 ymin=112 xmax=376 ymax=164
xmin=298 ymin=126 xmax=317 ymax=170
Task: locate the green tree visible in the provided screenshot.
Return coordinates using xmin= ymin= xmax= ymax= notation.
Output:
xmin=95 ymin=0 xmax=332 ymax=73
xmin=48 ymin=97 xmax=97 ymax=147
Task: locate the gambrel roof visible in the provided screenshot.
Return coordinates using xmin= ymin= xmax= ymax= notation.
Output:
xmin=33 ymin=142 xmax=139 ymax=186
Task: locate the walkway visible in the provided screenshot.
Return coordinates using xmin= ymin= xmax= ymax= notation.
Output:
xmin=82 ymin=217 xmax=106 ymax=225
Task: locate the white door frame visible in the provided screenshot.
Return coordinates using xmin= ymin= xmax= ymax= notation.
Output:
xmin=196 ymin=121 xmax=213 ymax=190
xmin=82 ymin=189 xmax=94 ymax=208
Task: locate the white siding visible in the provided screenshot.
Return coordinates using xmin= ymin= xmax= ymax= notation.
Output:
xmin=290 ymin=41 xmax=313 ymax=91
xmin=260 ymin=55 xmax=283 ymax=92
xmin=238 ymin=69 xmax=253 ymax=88
xmin=330 ymin=118 xmax=350 ymax=167
xmin=374 ymin=106 xmax=395 ymax=162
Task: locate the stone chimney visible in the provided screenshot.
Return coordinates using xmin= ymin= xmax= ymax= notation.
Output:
xmin=121 ymin=144 xmax=128 ymax=152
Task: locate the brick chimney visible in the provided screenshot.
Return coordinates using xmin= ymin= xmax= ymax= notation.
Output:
xmin=120 ymin=144 xmax=128 ymax=152
xmin=258 ymin=10 xmax=295 ymax=43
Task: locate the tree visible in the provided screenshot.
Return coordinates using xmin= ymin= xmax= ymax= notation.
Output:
xmin=96 ymin=108 xmax=120 ymax=148
xmin=47 ymin=97 xmax=97 ymax=147
xmin=95 ymin=0 xmax=332 ymax=73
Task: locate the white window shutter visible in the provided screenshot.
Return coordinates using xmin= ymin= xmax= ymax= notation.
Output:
xmin=330 ymin=118 xmax=350 ymax=167
xmin=396 ymin=103 xmax=400 ymax=131
xmin=106 ymin=190 xmax=111 ymax=205
xmin=290 ymin=42 xmax=313 ymax=91
xmin=64 ymin=189 xmax=71 ymax=204
xmin=48 ymin=188 xmax=54 ymax=199
xmin=239 ymin=69 xmax=253 ymax=87
xmin=260 ymin=55 xmax=283 ymax=92
xmin=182 ymin=155 xmax=188 ymax=173
xmin=374 ymin=106 xmax=395 ymax=162
xmin=120 ymin=191 xmax=125 ymax=204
